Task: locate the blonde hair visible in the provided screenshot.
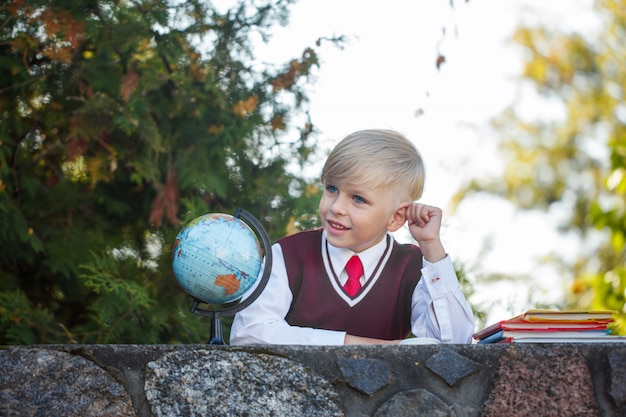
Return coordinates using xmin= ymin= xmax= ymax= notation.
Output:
xmin=321 ymin=129 xmax=425 ymax=201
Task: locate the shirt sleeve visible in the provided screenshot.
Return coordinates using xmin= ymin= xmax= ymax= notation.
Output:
xmin=410 ymin=255 xmax=475 ymax=343
xmin=230 ymin=242 xmax=347 ymax=346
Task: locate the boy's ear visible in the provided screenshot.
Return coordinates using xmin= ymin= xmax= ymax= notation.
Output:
xmin=387 ymin=203 xmax=409 ymax=232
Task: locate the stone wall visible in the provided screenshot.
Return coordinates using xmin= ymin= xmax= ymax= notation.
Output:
xmin=1 ymin=344 xmax=625 ymax=417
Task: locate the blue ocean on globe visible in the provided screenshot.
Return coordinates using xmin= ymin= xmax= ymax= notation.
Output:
xmin=172 ymin=213 xmax=263 ymax=305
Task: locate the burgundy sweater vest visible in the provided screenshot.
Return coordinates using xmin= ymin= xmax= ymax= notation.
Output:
xmin=278 ymin=229 xmax=422 ymax=340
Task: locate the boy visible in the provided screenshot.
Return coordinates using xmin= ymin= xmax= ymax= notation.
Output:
xmin=231 ymin=129 xmax=474 ymax=345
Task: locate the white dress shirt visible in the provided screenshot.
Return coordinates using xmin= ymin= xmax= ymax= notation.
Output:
xmin=230 ymin=232 xmax=474 ymax=345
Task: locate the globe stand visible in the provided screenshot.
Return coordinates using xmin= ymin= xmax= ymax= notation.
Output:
xmin=209 ymin=315 xmax=223 ymax=345
xmin=186 ymin=208 xmax=273 ymax=345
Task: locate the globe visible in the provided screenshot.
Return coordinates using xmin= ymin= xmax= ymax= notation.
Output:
xmin=172 ymin=212 xmax=263 ymax=305
xmin=172 ymin=209 xmax=272 ymax=344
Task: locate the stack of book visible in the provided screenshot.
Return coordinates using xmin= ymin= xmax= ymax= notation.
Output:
xmin=474 ymin=310 xmax=626 ymax=344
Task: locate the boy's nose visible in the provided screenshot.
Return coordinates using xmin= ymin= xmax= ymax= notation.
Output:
xmin=330 ymin=196 xmax=348 ymax=215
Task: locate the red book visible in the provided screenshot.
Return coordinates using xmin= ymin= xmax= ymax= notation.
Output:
xmin=473 ymin=320 xmax=609 ymax=340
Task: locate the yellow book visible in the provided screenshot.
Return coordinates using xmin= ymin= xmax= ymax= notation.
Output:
xmin=520 ymin=310 xmax=615 ymax=323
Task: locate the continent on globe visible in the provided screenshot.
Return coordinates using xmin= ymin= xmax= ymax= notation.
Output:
xmin=214 ymin=274 xmax=241 ymax=296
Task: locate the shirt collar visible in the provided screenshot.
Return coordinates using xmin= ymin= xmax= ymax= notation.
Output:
xmin=323 ymin=231 xmax=391 ymax=280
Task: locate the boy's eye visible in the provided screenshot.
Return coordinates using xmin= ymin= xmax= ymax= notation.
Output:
xmin=326 ymin=185 xmax=338 ymax=193
xmin=353 ymin=195 xmax=366 ymax=204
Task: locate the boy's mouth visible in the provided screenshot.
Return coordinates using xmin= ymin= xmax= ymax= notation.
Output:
xmin=327 ymin=220 xmax=350 ymax=231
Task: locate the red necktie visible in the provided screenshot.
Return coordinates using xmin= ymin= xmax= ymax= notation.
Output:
xmin=343 ymin=255 xmax=363 ymax=297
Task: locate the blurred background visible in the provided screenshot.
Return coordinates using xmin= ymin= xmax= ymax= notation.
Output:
xmin=1 ymin=0 xmax=624 ymax=344
xmin=249 ymin=0 xmax=603 ymax=325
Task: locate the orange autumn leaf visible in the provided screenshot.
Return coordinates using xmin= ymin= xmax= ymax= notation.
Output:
xmin=232 ymin=95 xmax=258 ymax=118
xmin=271 ymin=48 xmax=318 ymax=92
xmin=42 ymin=9 xmax=84 ymax=48
xmin=121 ymin=69 xmax=139 ymax=102
xmin=150 ymin=164 xmax=180 ymax=227
xmin=7 ymin=0 xmax=25 ymax=17
xmin=42 ymin=44 xmax=73 ymax=63
xmin=270 ymin=116 xmax=285 ymax=131
xmin=436 ymin=54 xmax=446 ymax=70
xmin=571 ymin=279 xmax=587 ymax=295
xmin=65 ymin=136 xmax=89 ymax=160
xmin=208 ymin=124 xmax=224 ymax=135
xmin=39 ymin=8 xmax=85 ymax=63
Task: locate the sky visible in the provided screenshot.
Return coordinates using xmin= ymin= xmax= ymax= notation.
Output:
xmin=249 ymin=0 xmax=597 ymax=325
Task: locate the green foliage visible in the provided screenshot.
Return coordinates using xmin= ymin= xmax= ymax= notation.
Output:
xmin=453 ymin=0 xmax=626 ymax=333
xmin=0 ymin=0 xmax=330 ymax=344
xmin=454 ymin=260 xmax=487 ymax=328
xmin=0 ymin=290 xmax=57 ymax=344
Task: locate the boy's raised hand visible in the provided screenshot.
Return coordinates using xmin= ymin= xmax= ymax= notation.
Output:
xmin=405 ymin=203 xmax=446 ymax=263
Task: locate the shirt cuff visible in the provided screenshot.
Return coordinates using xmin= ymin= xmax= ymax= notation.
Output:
xmin=421 ymin=255 xmax=459 ymax=299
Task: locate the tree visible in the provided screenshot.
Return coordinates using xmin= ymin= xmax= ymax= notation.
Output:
xmin=0 ymin=0 xmax=331 ymax=344
xmin=454 ymin=0 xmax=626 ymax=333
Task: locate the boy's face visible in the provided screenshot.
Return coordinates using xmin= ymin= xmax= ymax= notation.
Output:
xmin=319 ymin=180 xmax=407 ymax=253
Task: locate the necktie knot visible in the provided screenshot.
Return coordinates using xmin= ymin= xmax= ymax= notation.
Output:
xmin=343 ymin=255 xmax=363 ymax=297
